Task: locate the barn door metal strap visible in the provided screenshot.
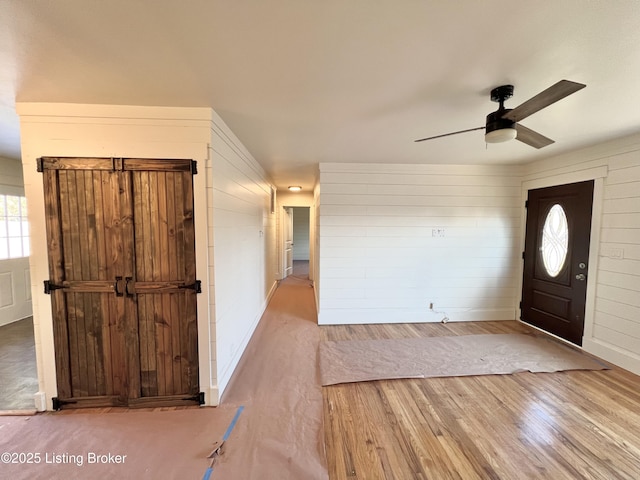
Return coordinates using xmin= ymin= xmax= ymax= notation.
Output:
xmin=43 ymin=280 xmax=64 ymax=294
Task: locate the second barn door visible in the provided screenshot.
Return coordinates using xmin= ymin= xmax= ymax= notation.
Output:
xmin=41 ymin=157 xmax=200 ymax=409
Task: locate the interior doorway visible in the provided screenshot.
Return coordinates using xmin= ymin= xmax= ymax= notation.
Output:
xmin=0 ymin=317 xmax=38 ymax=411
xmin=0 ymin=180 xmax=37 ymax=411
xmin=521 ymin=180 xmax=594 ymax=345
xmin=282 ymin=206 xmax=310 ymax=280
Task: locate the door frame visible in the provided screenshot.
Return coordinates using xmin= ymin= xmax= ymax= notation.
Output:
xmin=279 ymin=204 xmax=313 ymax=281
xmin=518 ymin=166 xmax=608 ymax=346
xmin=283 ymin=206 xmax=294 ymax=278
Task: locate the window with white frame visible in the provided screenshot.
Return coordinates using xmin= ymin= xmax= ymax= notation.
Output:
xmin=0 ymin=195 xmax=30 ymax=259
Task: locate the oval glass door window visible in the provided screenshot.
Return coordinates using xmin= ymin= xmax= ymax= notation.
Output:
xmin=541 ymin=204 xmax=569 ymax=277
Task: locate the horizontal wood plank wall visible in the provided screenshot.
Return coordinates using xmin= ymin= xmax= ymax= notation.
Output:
xmin=523 ymin=133 xmax=640 ymax=375
xmin=318 ymin=163 xmax=523 ymax=325
xmin=209 ymin=115 xmax=277 ymax=395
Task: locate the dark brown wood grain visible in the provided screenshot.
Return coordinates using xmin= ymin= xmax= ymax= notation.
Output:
xmin=40 ymin=157 xmax=199 ymax=409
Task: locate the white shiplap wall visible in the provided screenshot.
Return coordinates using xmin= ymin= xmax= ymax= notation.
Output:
xmin=209 ymin=112 xmax=277 ymax=396
xmin=523 ymin=133 xmax=640 ymax=375
xmin=318 ymin=163 xmax=523 ymax=325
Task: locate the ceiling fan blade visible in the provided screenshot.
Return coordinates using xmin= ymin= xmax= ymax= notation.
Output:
xmin=515 ymin=124 xmax=554 ymax=149
xmin=414 ymin=126 xmax=484 ymax=143
xmin=503 ymin=80 xmax=586 ymax=123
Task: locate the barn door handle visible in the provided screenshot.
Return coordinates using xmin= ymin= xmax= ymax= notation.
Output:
xmin=114 ymin=276 xmax=123 ymax=297
xmin=125 ymin=277 xmax=134 ymax=297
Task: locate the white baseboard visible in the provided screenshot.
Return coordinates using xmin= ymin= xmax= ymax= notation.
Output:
xmin=33 ymin=391 xmax=47 ymax=412
xmin=202 ymin=386 xmax=219 ymax=407
xmin=583 ymin=338 xmax=640 ymax=376
xmin=318 ymin=308 xmax=515 ymax=325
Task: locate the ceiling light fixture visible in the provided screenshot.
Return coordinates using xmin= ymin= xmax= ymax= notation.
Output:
xmin=485 ymin=127 xmax=517 ymax=143
xmin=288 ymin=186 xmax=302 ymax=192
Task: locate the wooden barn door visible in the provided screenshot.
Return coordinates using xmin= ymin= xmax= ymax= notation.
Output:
xmin=40 ymin=157 xmax=200 ymax=409
xmin=126 ymin=159 xmax=200 ymax=406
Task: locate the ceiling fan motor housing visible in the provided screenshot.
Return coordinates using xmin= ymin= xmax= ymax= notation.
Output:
xmin=486 ymin=108 xmax=515 ymax=135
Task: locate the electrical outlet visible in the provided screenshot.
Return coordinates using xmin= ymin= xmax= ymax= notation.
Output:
xmin=431 ymin=228 xmax=445 ymax=237
xmin=608 ymin=247 xmax=624 ymax=259
xmin=601 ymin=246 xmax=623 ymax=259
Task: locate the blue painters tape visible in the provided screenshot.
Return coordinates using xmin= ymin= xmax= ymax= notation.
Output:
xmin=223 ymin=405 xmax=245 ymax=441
xmin=201 ymin=405 xmax=245 ymax=480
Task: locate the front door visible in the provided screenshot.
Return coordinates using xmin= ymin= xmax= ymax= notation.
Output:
xmin=521 ymin=180 xmax=594 ymax=345
xmin=40 ymin=157 xmax=200 ymax=409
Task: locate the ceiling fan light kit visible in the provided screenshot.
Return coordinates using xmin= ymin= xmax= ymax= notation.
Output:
xmin=484 ymin=122 xmax=518 ymax=143
xmin=485 ymin=127 xmax=517 ymax=143
xmin=415 ymin=80 xmax=586 ymax=149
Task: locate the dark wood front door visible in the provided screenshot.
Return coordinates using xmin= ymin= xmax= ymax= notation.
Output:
xmin=521 ymin=180 xmax=594 ymax=345
xmin=41 ymin=157 xmax=200 ymax=409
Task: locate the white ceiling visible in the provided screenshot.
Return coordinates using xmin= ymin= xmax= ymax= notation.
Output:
xmin=2 ymin=1 xmax=640 ymax=189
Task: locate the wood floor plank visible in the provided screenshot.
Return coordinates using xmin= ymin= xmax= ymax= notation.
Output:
xmin=321 ymin=321 xmax=640 ymax=480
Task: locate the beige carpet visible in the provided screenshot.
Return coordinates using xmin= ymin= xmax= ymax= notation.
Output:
xmin=319 ymin=333 xmax=608 ymax=386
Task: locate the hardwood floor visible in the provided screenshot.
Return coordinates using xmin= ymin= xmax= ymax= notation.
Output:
xmin=321 ymin=321 xmax=640 ymax=480
xmin=0 ymin=317 xmax=38 ymax=411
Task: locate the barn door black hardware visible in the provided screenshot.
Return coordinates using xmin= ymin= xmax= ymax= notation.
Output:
xmin=52 ymin=397 xmax=77 ymax=410
xmin=43 ymin=280 xmax=64 ymax=294
xmin=179 ymin=280 xmax=202 ymax=293
xmin=182 ymin=392 xmax=205 ymax=404
xmin=124 ymin=277 xmax=134 ymax=297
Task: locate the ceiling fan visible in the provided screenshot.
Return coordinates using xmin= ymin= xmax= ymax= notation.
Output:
xmin=414 ymin=80 xmax=586 ymax=149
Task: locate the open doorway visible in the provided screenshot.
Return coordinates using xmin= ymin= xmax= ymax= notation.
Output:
xmin=283 ymin=206 xmax=311 ymax=280
xmin=0 ymin=181 xmax=37 ymax=412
